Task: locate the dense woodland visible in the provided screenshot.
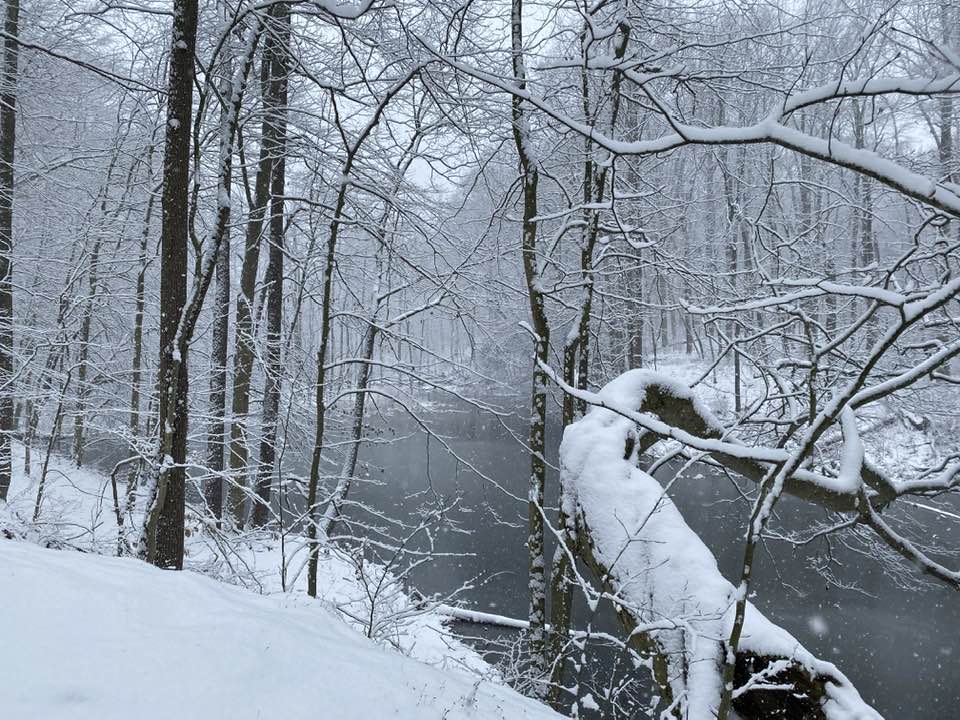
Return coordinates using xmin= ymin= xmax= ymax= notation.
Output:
xmin=0 ymin=0 xmax=959 ymax=718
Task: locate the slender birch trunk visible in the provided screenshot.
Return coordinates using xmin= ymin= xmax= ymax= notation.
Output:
xmin=509 ymin=0 xmax=550 ymax=690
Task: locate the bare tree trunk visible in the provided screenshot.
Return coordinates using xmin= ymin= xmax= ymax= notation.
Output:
xmin=251 ymin=5 xmax=289 ymax=529
xmin=227 ymin=18 xmax=283 ymax=527
xmin=204 ymin=50 xmax=235 ymax=526
xmin=144 ymin=0 xmax=198 ymax=569
xmin=509 ymin=0 xmax=549 ymax=691
xmin=0 ymin=0 xmax=20 ymax=501
xmin=305 ymin=174 xmax=350 ymax=596
xmin=140 ymin=10 xmax=261 ymax=566
xmin=127 ymin=161 xmax=156 ymax=513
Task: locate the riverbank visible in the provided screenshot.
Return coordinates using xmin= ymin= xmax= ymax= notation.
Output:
xmin=0 ymin=442 xmax=542 ymax=717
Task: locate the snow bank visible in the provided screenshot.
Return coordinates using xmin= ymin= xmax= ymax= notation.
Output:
xmin=0 ymin=539 xmax=559 ymax=720
xmin=0 ymin=443 xmax=532 ymax=714
xmin=559 ymin=369 xmax=882 ymax=719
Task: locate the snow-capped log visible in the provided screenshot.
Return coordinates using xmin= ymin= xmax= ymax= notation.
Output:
xmin=543 ymin=363 xmax=897 ymax=512
xmin=559 ymin=371 xmax=881 ymax=719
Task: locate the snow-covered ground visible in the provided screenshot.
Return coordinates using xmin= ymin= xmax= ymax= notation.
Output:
xmin=0 ymin=444 xmax=557 ymax=719
xmin=0 ymin=540 xmax=558 ymax=719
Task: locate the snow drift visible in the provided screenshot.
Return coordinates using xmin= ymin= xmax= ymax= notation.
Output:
xmin=0 ymin=540 xmax=559 ymax=720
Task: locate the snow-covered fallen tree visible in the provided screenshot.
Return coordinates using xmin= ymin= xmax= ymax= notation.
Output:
xmin=558 ymin=370 xmax=882 ymax=719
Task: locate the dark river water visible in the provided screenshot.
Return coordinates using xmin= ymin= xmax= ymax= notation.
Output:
xmin=340 ymin=396 xmax=958 ymax=719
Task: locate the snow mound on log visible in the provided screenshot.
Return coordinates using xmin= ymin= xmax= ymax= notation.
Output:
xmin=560 ymin=369 xmax=881 ymax=720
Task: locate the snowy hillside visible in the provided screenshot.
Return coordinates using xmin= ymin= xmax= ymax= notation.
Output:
xmin=0 ymin=539 xmax=559 ymax=720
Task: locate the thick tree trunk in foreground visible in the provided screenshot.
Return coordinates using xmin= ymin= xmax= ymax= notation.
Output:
xmin=0 ymin=0 xmax=19 ymax=502
xmin=150 ymin=0 xmax=198 ymax=569
xmin=140 ymin=9 xmax=261 ymax=565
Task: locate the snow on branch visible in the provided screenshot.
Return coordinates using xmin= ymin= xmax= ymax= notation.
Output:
xmin=540 ymin=363 xmax=872 ymax=511
xmin=425 ymin=45 xmax=960 ymax=218
xmin=559 ymin=371 xmax=881 ymax=719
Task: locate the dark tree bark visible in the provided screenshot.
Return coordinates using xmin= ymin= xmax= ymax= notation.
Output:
xmin=251 ymin=4 xmax=289 ymax=529
xmin=0 ymin=0 xmax=19 ymax=502
xmin=140 ymin=8 xmax=261 ymax=566
xmin=148 ymin=0 xmax=199 ymax=569
xmin=305 ymin=172 xmax=348 ymax=598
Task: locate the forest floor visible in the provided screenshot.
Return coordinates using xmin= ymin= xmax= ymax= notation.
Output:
xmin=0 ymin=444 xmax=556 ymax=719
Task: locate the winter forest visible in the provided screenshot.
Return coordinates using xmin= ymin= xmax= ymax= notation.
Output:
xmin=0 ymin=0 xmax=958 ymax=718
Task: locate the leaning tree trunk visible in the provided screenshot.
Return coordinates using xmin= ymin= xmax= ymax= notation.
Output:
xmin=251 ymin=5 xmax=289 ymax=529
xmin=0 ymin=0 xmax=19 ymax=501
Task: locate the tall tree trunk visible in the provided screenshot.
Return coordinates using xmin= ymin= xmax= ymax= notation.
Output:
xmin=140 ymin=9 xmax=261 ymax=566
xmin=146 ymin=0 xmax=199 ymax=569
xmin=0 ymin=0 xmax=19 ymax=501
xmin=305 ymin=175 xmax=348 ymax=598
xmin=509 ymin=0 xmax=549 ymax=691
xmin=204 ymin=51 xmax=236 ymax=525
xmin=128 ymin=166 xmax=157 ymax=515
xmin=251 ymin=5 xmax=289 ymax=529
xmin=227 ymin=17 xmax=283 ymax=527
